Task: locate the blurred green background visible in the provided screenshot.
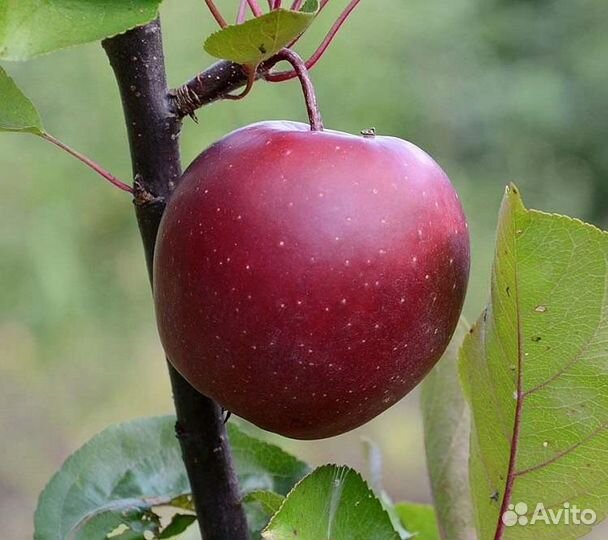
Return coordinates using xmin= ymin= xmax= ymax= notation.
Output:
xmin=1 ymin=0 xmax=607 ymax=538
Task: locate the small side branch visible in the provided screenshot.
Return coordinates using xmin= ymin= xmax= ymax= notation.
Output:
xmin=267 ymin=0 xmax=361 ymax=82
xmin=246 ymin=0 xmax=264 ymax=16
xmin=237 ymin=0 xmax=248 ymax=23
xmin=204 ymin=0 xmax=228 ymax=27
xmin=170 ymin=0 xmax=362 ymax=119
xmin=169 ymin=61 xmax=250 ymax=119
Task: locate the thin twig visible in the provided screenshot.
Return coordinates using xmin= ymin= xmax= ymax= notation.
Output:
xmin=285 ymin=0 xmax=331 ymax=49
xmin=170 ymin=0 xmax=361 ymax=118
xmin=267 ymin=0 xmax=361 ymax=82
xmin=236 ymin=0 xmax=248 ymax=23
xmin=246 ymin=0 xmax=264 ymax=16
xmin=42 ymin=132 xmax=133 ymax=194
xmin=204 ymin=0 xmax=228 ymax=27
xmin=169 ymin=61 xmax=252 ymax=119
xmin=223 ymin=66 xmax=256 ymax=100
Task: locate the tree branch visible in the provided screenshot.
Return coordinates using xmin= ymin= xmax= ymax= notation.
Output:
xmin=169 ymin=58 xmax=286 ymax=119
xmin=102 ymin=19 xmax=250 ymax=540
xmin=169 ymin=60 xmax=250 ymax=119
xmin=169 ymin=0 xmax=362 ymax=118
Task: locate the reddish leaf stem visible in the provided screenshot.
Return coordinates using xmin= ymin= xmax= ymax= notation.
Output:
xmin=272 ymin=0 xmax=282 ymax=8
xmin=236 ymin=0 xmax=248 ymax=23
xmin=41 ymin=132 xmax=133 ymax=194
xmin=267 ymin=0 xmax=361 ymax=82
xmin=493 ymin=267 xmax=525 ymax=540
xmin=203 ymin=0 xmax=228 ymax=27
xmin=246 ymin=0 xmax=264 ymax=16
xmin=275 ymin=48 xmax=323 ymax=131
xmin=223 ymin=66 xmax=256 ymax=100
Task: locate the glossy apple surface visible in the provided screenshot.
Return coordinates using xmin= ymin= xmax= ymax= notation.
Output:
xmin=153 ymin=121 xmax=469 ymax=439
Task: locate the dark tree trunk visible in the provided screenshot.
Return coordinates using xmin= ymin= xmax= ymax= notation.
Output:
xmin=102 ymin=19 xmax=250 ymax=540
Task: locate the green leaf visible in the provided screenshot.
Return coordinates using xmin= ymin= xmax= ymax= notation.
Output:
xmin=204 ymin=4 xmax=319 ymax=65
xmin=0 ymin=0 xmax=163 ymax=61
xmin=300 ymin=0 xmax=319 ymax=12
xmin=245 ymin=490 xmax=285 ymax=515
xmin=34 ymin=417 xmax=309 ymax=540
xmin=228 ymin=422 xmax=311 ymax=496
xmin=0 ymin=66 xmax=43 ymax=134
xmin=395 ymin=504 xmax=440 ymax=540
xmin=461 ymin=184 xmax=608 ymax=540
xmin=262 ymin=465 xmax=400 ymax=540
xmin=158 ymin=513 xmax=197 ymax=539
xmin=167 ymin=494 xmax=195 ymax=512
xmin=34 ymin=416 xmax=189 ymax=540
xmin=421 ymin=319 xmax=476 ymax=540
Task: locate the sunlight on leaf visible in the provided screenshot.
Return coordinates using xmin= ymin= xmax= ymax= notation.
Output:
xmin=158 ymin=513 xmax=197 ymax=539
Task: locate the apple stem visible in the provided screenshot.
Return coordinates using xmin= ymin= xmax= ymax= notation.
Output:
xmin=275 ymin=48 xmax=324 ymax=131
xmin=170 ymin=1 xmax=360 ymax=118
xmin=246 ymin=0 xmax=264 ymax=16
xmin=203 ymin=0 xmax=228 ymax=27
xmin=267 ymin=0 xmax=361 ymax=82
xmin=41 ymin=132 xmax=133 ymax=194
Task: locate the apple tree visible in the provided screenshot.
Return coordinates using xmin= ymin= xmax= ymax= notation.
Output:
xmin=1 ymin=2 xmax=608 ymax=540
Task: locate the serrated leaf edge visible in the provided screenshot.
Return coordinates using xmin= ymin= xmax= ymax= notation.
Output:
xmin=261 ymin=464 xmax=399 ymax=539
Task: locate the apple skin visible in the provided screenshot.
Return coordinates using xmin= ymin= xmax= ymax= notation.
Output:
xmin=153 ymin=121 xmax=469 ymax=439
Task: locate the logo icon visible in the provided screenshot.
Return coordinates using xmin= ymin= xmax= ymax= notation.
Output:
xmin=502 ymin=503 xmax=529 ymax=527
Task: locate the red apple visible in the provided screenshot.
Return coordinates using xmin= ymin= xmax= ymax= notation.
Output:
xmin=153 ymin=121 xmax=469 ymax=439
